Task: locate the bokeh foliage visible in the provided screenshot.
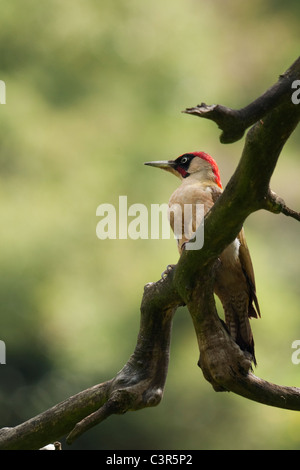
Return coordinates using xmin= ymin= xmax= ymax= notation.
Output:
xmin=0 ymin=0 xmax=300 ymax=449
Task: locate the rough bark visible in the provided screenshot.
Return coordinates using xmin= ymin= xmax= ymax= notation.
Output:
xmin=1 ymin=57 xmax=300 ymax=450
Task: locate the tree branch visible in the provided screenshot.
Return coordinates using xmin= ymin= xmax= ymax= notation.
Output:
xmin=0 ymin=272 xmax=181 ymax=450
xmin=264 ymin=189 xmax=300 ymax=222
xmin=1 ymin=57 xmax=300 ymax=449
xmin=183 ymin=56 xmax=300 ymax=143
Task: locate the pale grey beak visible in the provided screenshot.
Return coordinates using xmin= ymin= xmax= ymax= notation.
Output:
xmin=144 ymin=160 xmax=176 ymax=169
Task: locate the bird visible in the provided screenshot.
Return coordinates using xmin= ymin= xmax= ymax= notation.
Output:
xmin=145 ymin=151 xmax=260 ymax=364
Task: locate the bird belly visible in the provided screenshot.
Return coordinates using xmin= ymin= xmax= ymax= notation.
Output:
xmin=168 ymin=184 xmax=217 ymax=253
xmin=215 ymin=238 xmax=246 ymax=290
xmin=220 ymin=238 xmax=240 ymax=267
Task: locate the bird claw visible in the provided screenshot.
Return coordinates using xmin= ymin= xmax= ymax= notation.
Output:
xmin=161 ymin=264 xmax=175 ymax=279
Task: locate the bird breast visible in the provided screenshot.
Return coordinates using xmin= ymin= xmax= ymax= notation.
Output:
xmin=167 ymin=182 xmax=221 ymax=253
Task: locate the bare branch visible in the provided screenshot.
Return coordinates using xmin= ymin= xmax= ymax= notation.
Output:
xmin=264 ymin=189 xmax=300 ymax=222
xmin=186 ymin=273 xmax=300 ymax=409
xmin=0 ymin=273 xmax=180 ymax=450
xmin=0 ymin=381 xmax=112 ymax=450
xmin=183 ymin=56 xmax=300 ymax=143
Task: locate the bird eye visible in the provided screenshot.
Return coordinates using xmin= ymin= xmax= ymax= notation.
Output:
xmin=180 ymin=157 xmax=188 ymax=164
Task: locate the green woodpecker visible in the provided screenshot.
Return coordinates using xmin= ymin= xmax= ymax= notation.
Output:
xmin=145 ymin=151 xmax=260 ymax=364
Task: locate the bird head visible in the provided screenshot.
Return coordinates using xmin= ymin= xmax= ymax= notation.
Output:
xmin=144 ymin=151 xmax=222 ymax=188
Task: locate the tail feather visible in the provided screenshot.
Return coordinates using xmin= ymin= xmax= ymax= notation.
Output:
xmin=223 ymin=303 xmax=256 ymax=366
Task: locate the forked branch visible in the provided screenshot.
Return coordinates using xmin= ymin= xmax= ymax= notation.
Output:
xmin=184 ymin=56 xmax=300 ymax=144
xmin=1 ymin=57 xmax=300 ymax=450
xmin=0 ymin=273 xmax=181 ymax=450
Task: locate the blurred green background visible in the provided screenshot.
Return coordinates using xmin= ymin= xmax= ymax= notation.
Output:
xmin=0 ymin=0 xmax=300 ymax=450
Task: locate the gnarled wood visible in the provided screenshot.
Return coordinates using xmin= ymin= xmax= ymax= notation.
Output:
xmin=1 ymin=57 xmax=300 ymax=450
